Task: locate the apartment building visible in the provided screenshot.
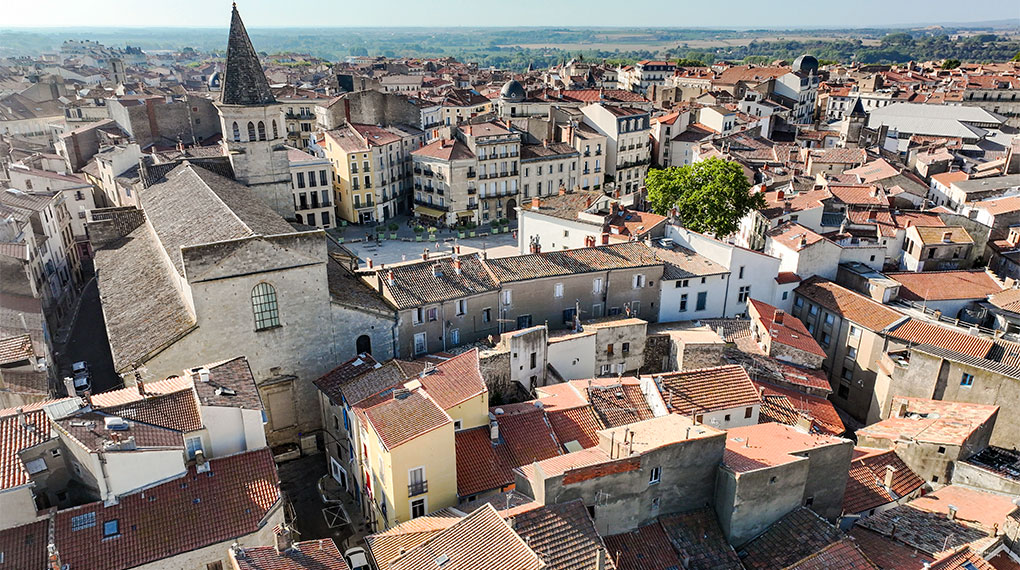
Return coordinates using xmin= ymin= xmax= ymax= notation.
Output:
xmin=322 ymin=122 xmax=425 ymax=224
xmin=520 ymin=141 xmax=580 ymax=200
xmin=287 ymin=147 xmax=334 ymax=229
xmin=580 ymin=103 xmax=651 ymax=194
xmin=460 ymin=122 xmax=521 ymax=223
xmin=315 ymin=350 xmax=488 ymax=531
xmin=411 ymin=138 xmax=478 ymax=225
xmin=565 ymin=122 xmax=609 ymax=191
xmin=438 ymin=88 xmax=492 ymax=126
xmin=618 ymin=60 xmax=677 ymax=96
xmin=276 ymin=87 xmax=330 ymax=149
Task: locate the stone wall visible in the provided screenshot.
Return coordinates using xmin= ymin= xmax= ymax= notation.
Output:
xmin=85 ymin=207 xmax=145 ymax=248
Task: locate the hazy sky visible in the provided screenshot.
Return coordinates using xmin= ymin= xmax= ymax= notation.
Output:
xmin=4 ymin=0 xmax=1018 ymax=28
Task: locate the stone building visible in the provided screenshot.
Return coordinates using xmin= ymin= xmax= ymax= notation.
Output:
xmin=579 ymin=103 xmax=651 ymax=194
xmin=89 ymin=163 xmax=393 ymax=445
xmin=748 ymin=298 xmax=827 ymax=368
xmin=287 ymin=147 xmax=333 ymax=229
xmin=214 ymin=4 xmax=294 ymax=219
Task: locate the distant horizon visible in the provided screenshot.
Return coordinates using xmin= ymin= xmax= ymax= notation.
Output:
xmin=3 ymin=0 xmax=1018 ymax=29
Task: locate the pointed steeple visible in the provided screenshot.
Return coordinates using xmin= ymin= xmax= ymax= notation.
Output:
xmin=220 ymin=3 xmax=276 ymax=106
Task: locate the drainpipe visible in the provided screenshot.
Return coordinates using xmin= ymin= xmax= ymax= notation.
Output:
xmin=721 ymin=272 xmax=732 ymax=318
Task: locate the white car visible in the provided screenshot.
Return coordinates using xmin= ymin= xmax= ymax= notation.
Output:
xmin=71 ymin=361 xmax=90 ymax=394
xmin=345 ymin=547 xmax=371 ymax=570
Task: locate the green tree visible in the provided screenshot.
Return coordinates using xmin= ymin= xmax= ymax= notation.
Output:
xmin=675 ymin=57 xmax=705 ymax=67
xmin=645 ymin=158 xmax=764 ymax=237
xmin=941 ymin=58 xmax=961 ymax=69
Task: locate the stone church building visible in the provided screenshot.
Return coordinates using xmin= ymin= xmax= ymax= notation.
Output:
xmin=89 ymin=6 xmax=396 ymax=445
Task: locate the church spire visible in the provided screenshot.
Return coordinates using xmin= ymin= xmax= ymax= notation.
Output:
xmin=220 ymin=4 xmax=276 ymax=106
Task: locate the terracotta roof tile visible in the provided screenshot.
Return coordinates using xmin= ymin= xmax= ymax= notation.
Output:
xmin=849 ymin=527 xmax=934 ymax=570
xmin=98 ymin=386 xmax=203 ymax=433
xmin=658 ymin=509 xmax=742 ymax=569
xmin=887 ymin=319 xmax=994 ymax=359
xmin=54 ymin=448 xmax=280 ymax=570
xmin=0 ymin=333 xmax=33 ymax=365
xmin=913 ymin=226 xmax=973 ymax=245
xmin=656 ymin=364 xmax=761 ymax=417
xmin=775 ymin=362 xmax=830 ymax=392
xmin=753 ymin=381 xmax=844 ymax=436
xmin=233 ymin=539 xmax=351 ymax=570
xmin=750 ymin=298 xmax=826 ymax=357
xmin=843 ymin=447 xmax=924 ymax=515
xmin=546 ymin=405 xmax=604 ymax=450
xmin=387 ymin=504 xmax=543 ymax=570
xmin=603 ymin=522 xmax=684 ymax=570
xmin=738 ymin=507 xmax=844 ymax=570
xmin=360 ymin=389 xmax=450 ymax=450
xmin=723 ymin=423 xmax=847 ymax=473
xmin=827 ymin=184 xmax=889 ymax=206
xmin=787 ymin=538 xmax=878 ymax=570
xmin=454 ymin=426 xmax=514 ymax=497
xmin=509 ymin=500 xmax=617 ymax=570
xmin=888 ymin=271 xmax=1002 ymax=302
xmin=313 ymin=353 xmax=381 ymax=404
xmin=856 ymin=504 xmax=991 ymax=557
xmin=0 ymin=519 xmax=48 ymax=569
xmin=929 ymin=547 xmax=996 ymax=570
xmin=0 ymin=408 xmax=52 ymax=490
xmin=496 ymin=409 xmax=563 ymax=466
xmin=586 ymin=380 xmax=656 ymax=428
xmin=795 ymin=277 xmax=904 ymax=332
xmin=418 ymin=349 xmax=486 ymax=410
xmin=910 ymin=485 xmax=1019 ymax=533
xmin=857 ymin=398 xmax=998 ymax=447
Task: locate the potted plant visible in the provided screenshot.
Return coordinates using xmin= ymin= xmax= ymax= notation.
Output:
xmin=428 ymin=226 xmax=438 ymax=241
xmin=388 ymin=222 xmax=399 ymax=240
xmin=468 ymin=221 xmax=477 ymax=238
xmin=414 ymin=225 xmax=424 ymax=242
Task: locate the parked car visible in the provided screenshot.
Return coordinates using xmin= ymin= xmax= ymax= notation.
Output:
xmin=71 ymin=361 xmax=90 ymax=394
xmin=345 ymin=547 xmax=371 ymax=570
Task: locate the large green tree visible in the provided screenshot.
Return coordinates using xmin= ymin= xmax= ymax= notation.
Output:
xmin=646 ymin=158 xmax=765 ymax=237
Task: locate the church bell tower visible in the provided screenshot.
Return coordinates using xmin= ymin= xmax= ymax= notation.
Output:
xmin=215 ymin=3 xmax=295 ymax=218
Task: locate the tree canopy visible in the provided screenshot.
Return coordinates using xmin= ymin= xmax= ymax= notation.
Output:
xmin=646 ymin=158 xmax=765 ymax=237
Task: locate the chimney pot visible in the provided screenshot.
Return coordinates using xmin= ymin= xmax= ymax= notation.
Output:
xmin=367 ymin=256 xmax=374 ymax=269
xmin=422 ymin=249 xmax=429 ymax=261
xmin=947 ymin=504 xmax=958 ymax=520
xmin=137 ymin=380 xmax=145 ymax=396
xmin=531 ymin=197 xmax=541 ymax=210
xmin=884 ymin=465 xmax=896 ymax=489
xmin=198 ymin=368 xmax=210 ymax=383
xmin=774 ymin=310 xmax=785 ymax=325
xmin=387 ymin=269 xmax=395 ymax=286
xmin=454 ymin=259 xmax=462 ymax=275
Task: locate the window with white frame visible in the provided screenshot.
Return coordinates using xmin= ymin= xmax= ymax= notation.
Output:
xmin=456 ymin=299 xmax=467 ymax=315
xmin=649 ymin=466 xmax=661 ymax=484
xmin=554 ymin=283 xmax=564 ymax=297
xmin=251 ymin=283 xmax=280 ymax=331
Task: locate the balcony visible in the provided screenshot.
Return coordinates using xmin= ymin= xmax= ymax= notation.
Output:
xmin=414 ymin=199 xmax=449 ymax=211
xmin=414 ymin=166 xmax=422 ymax=174
xmin=422 ymin=169 xmax=434 ymax=177
xmin=408 ymin=480 xmax=428 ymax=497
xmin=466 ymin=170 xmax=476 ymax=178
xmin=467 ymin=187 xmax=477 ymax=195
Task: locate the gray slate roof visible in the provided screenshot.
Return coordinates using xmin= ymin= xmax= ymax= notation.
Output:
xmin=140 ymin=163 xmax=295 ymax=275
xmin=220 ymin=5 xmax=276 ymax=106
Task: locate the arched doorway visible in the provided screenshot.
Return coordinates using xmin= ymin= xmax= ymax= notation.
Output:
xmin=356 ymin=335 xmax=372 ymax=355
xmin=506 ymin=199 xmax=517 ymax=220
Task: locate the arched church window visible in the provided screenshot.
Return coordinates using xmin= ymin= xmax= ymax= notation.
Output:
xmin=272 ymin=120 xmax=278 ymax=139
xmin=251 ymin=283 xmax=280 ymax=330
xmin=247 ymin=121 xmax=256 ymax=141
xmin=232 ymin=122 xmax=240 ymax=142
xmin=257 ymin=121 xmax=266 ymax=141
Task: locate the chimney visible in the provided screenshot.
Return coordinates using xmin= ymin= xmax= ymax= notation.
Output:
xmin=559 ymin=185 xmax=566 ymax=196
xmin=16 ymin=408 xmax=25 ymax=427
xmin=585 ymin=196 xmax=592 ymax=208
xmin=799 ymin=235 xmax=808 ymax=248
xmin=198 ymin=368 xmax=210 ymax=383
xmin=884 ymin=465 xmax=896 ymax=489
xmin=274 ymin=525 xmax=294 ymax=554
xmin=432 ymin=263 xmax=442 ymax=277
xmin=942 ymin=231 xmax=953 ymax=243
xmin=422 ymin=249 xmax=429 ymax=261
xmin=137 ymin=380 xmax=146 ymax=397
xmin=947 ymin=504 xmax=958 ymax=520
xmin=868 ymin=210 xmax=877 ymax=221
xmin=596 ymin=549 xmax=606 ymax=570
xmin=489 ymin=417 xmax=499 ymax=443
xmin=897 ymin=401 xmax=908 ymax=418
xmin=543 ymin=139 xmax=549 ymax=148
xmin=367 ymin=256 xmax=374 ymax=269
xmin=531 ymin=197 xmax=541 ymax=210
xmin=870 ymin=187 xmax=879 ymax=198
xmin=774 ymin=310 xmax=785 ymax=325
xmin=906 ymin=220 xmax=913 ymax=228
xmin=387 ymin=269 xmax=395 ymax=286
xmin=602 ymin=232 xmax=610 ymax=245
xmin=63 ymin=376 xmax=77 ymax=396
xmin=776 ymin=189 xmax=785 ymax=200
xmin=454 ymin=258 xmax=462 ymax=275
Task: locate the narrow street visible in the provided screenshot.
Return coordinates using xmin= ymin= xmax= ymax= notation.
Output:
xmin=57 ymin=276 xmax=119 ymax=395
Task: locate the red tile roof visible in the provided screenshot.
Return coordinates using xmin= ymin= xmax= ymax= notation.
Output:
xmin=0 ymin=333 xmax=33 ymax=365
xmin=359 ymin=389 xmax=451 ymax=450
xmin=508 ymin=500 xmax=617 ymax=570
xmin=313 ymin=353 xmax=380 ymax=404
xmin=232 ymin=539 xmax=351 ymax=570
xmin=656 ymin=364 xmax=761 ymax=417
xmin=858 ymin=398 xmax=999 ymax=447
xmin=418 ymin=349 xmax=486 ymax=410
xmin=658 ymin=509 xmax=742 ymax=569
xmin=754 ymin=380 xmax=845 ymax=436
xmin=787 ymin=538 xmax=878 ymax=570
xmin=910 ymin=485 xmax=1019 ymax=532
xmin=776 ymin=362 xmax=831 ymax=392
xmin=546 ymin=405 xmax=603 ymax=450
xmin=723 ymin=422 xmax=847 ymax=473
xmin=586 ymin=380 xmax=656 ymax=428
xmin=849 ymin=527 xmax=934 ymax=570
xmin=411 ymin=138 xmax=475 ymax=161
xmin=887 ymin=319 xmax=994 ymax=359
xmin=750 ymin=298 xmax=827 ymax=357
xmin=739 ymin=507 xmax=844 ymax=570
xmin=0 ymin=408 xmax=51 ymax=490
xmin=387 ymin=504 xmax=543 ymax=570
xmin=842 ymin=447 xmax=925 ymax=514
xmin=454 ymin=426 xmax=514 ymax=497
xmin=0 ymin=519 xmax=48 ymax=569
xmin=99 ymin=388 xmax=204 ymax=433
xmin=827 ymin=184 xmax=889 ymax=206
xmin=496 ymin=408 xmax=563 ymax=466
xmin=603 ymin=523 xmax=684 ymax=570
xmin=929 ymin=546 xmax=997 ymax=570
xmin=775 ymin=271 xmax=803 ymax=285
xmin=54 ymin=448 xmax=281 ymax=570
xmin=795 ymin=277 xmax=904 ymax=332
xmin=888 ymin=271 xmax=1002 ymax=302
